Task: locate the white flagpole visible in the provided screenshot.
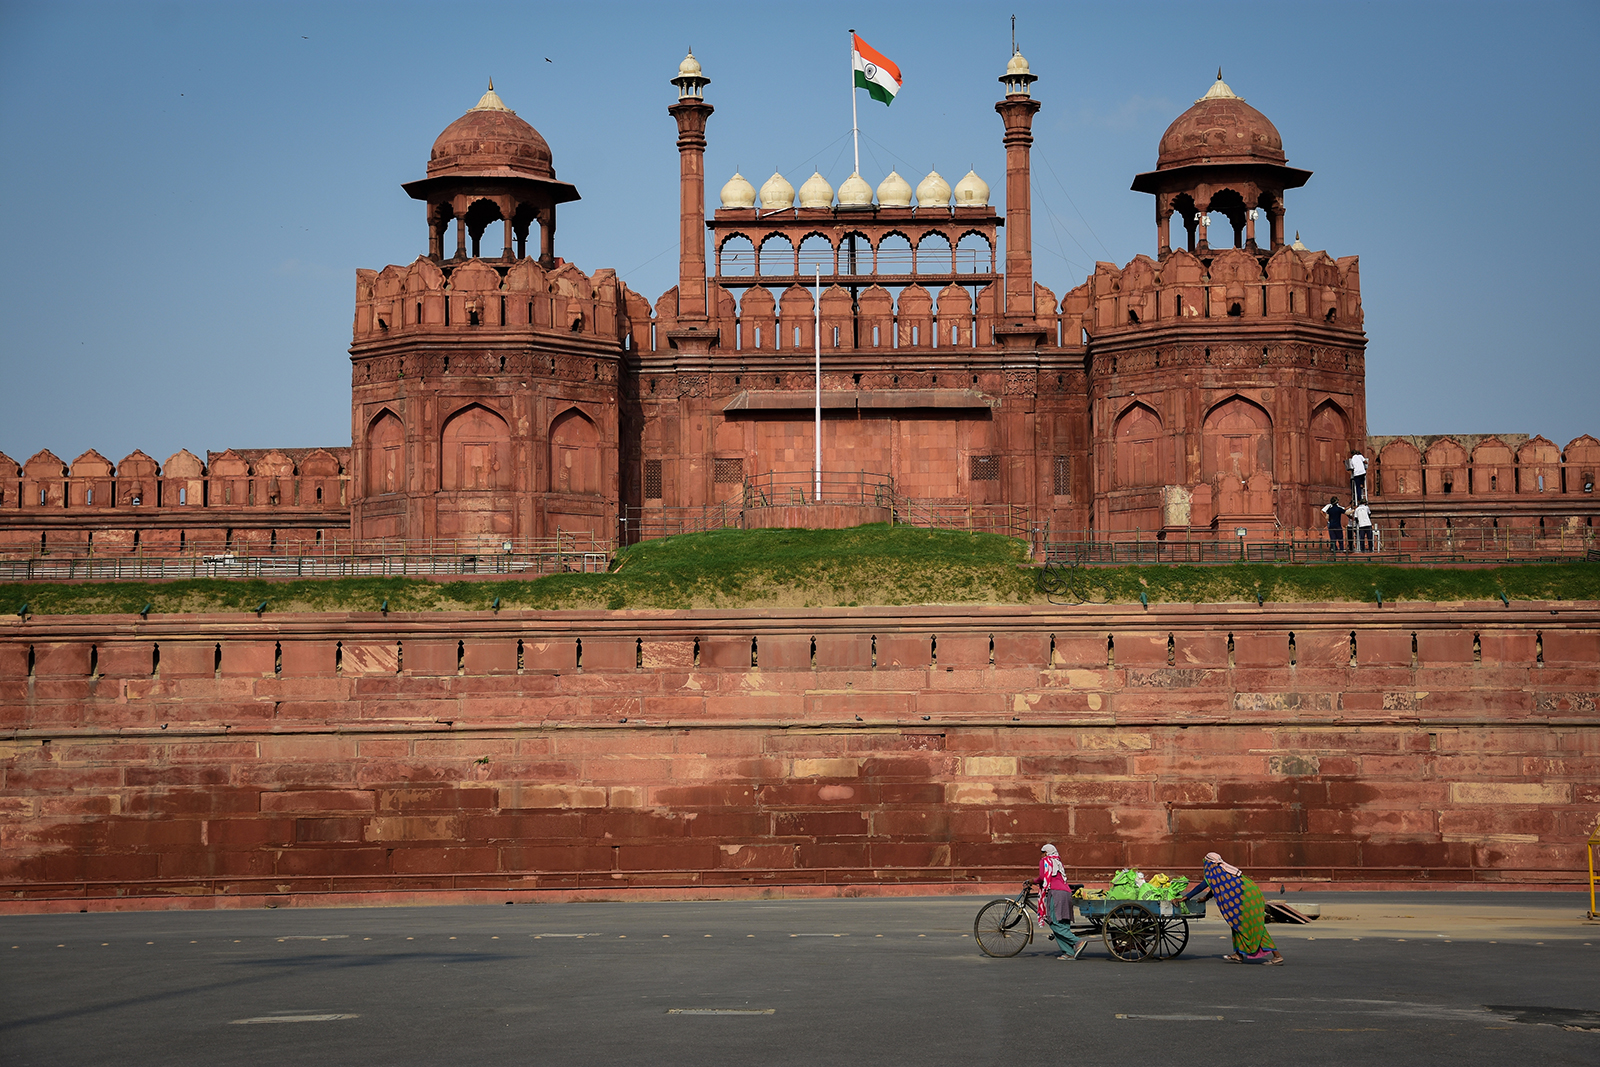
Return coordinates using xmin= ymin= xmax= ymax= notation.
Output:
xmin=849 ymin=28 xmax=859 ymax=176
xmin=814 ymin=267 xmax=822 ymax=501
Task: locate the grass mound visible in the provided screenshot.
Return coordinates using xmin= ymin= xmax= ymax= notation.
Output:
xmin=1 ymin=525 xmax=1596 ymax=615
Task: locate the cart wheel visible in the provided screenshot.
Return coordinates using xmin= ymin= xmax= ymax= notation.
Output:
xmin=1152 ymin=916 xmax=1190 ymax=959
xmin=1102 ymin=903 xmax=1158 ymax=962
xmin=974 ymin=899 xmax=1035 ymax=958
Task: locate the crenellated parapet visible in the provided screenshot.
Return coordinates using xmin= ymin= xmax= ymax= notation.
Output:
xmin=352 ymin=256 xmax=646 ymax=355
xmin=0 ymin=447 xmax=351 ymax=557
xmin=1371 ymin=434 xmax=1600 ymax=499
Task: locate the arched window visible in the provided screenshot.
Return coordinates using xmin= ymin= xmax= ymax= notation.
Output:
xmin=758 ymin=235 xmax=794 ymax=276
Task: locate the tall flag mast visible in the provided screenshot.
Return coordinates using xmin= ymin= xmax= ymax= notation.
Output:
xmin=849 ymin=31 xmax=901 ymax=177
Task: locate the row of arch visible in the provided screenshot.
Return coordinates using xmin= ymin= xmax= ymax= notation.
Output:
xmin=1109 ymin=396 xmax=1348 ymax=489
xmin=715 ymin=230 xmax=996 ymax=277
xmin=0 ymin=448 xmax=347 ymax=511
xmin=362 ymin=404 xmax=602 ymax=498
xmin=1373 ymin=436 xmax=1600 ymax=497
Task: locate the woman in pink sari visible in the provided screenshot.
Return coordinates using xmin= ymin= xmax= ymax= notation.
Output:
xmin=1035 ymin=844 xmax=1085 ymax=960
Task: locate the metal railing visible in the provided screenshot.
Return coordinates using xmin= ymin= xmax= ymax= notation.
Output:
xmin=0 ymin=533 xmax=614 ymax=582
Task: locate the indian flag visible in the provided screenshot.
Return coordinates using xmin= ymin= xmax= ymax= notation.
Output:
xmin=852 ymin=33 xmax=901 ymax=105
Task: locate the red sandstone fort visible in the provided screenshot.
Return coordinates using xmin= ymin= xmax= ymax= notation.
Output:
xmin=1 ymin=53 xmax=1595 ymax=908
xmin=2 ymin=59 xmax=1595 ymax=554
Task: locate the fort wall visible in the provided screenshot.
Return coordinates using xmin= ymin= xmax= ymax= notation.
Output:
xmin=3 ymin=604 xmax=1595 ymax=910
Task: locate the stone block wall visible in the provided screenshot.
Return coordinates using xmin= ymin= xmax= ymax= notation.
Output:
xmin=1 ymin=603 xmax=1596 ymax=909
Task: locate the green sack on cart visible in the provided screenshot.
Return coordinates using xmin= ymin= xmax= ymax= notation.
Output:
xmin=1107 ymin=868 xmax=1141 ymax=900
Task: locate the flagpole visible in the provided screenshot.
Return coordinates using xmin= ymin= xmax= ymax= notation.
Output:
xmin=849 ymin=28 xmax=859 ymax=176
xmin=814 ymin=266 xmax=822 ymax=501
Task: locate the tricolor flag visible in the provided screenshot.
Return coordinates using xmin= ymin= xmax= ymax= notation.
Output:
xmin=852 ymin=33 xmax=901 ymax=105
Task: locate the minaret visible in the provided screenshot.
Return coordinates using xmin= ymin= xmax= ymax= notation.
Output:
xmin=995 ymin=50 xmax=1040 ymax=317
xmin=669 ymin=52 xmax=713 ymax=321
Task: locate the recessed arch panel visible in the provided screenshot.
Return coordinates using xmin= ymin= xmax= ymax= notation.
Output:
xmin=441 ymin=403 xmax=512 ymax=492
xmin=1114 ymin=402 xmax=1163 ymax=488
xmin=1203 ymin=396 xmax=1273 ymax=483
xmin=550 ymin=407 xmax=601 ymax=495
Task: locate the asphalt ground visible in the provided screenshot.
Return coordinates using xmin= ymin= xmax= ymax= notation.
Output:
xmin=2 ymin=892 xmax=1597 ymax=1066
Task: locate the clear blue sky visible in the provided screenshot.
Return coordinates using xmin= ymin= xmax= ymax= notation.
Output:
xmin=2 ymin=1 xmax=1595 ymax=466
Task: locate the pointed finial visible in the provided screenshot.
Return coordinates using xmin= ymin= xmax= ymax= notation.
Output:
xmin=1217 ymin=67 xmax=1222 ymax=81
xmin=488 ymin=77 xmax=495 ymax=91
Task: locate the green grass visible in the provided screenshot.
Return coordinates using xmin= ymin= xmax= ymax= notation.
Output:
xmin=2 ymin=525 xmax=1597 ymax=615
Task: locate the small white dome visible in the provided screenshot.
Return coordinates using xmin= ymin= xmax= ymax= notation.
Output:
xmin=1198 ymin=69 xmax=1241 ymax=102
xmin=1005 ymin=52 xmax=1031 ymax=76
xmin=1291 ymin=231 xmax=1308 ymax=251
xmin=953 ymin=170 xmax=989 ymax=207
xmin=759 ymin=172 xmax=794 ymax=210
xmin=876 ymin=171 xmax=912 ymax=207
xmin=915 ymin=170 xmax=951 ymax=208
xmin=838 ymin=172 xmax=873 ymax=206
xmin=678 ymin=52 xmax=703 ymax=77
xmin=720 ymin=172 xmax=756 ymax=209
xmin=798 ymin=171 xmax=835 ymax=208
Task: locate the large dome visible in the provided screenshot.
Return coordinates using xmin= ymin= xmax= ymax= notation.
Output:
xmin=1154 ymin=75 xmax=1285 ymax=170
xmin=427 ymin=84 xmax=555 ymax=180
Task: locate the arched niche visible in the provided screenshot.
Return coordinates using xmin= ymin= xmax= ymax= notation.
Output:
xmin=549 ymin=407 xmax=601 ymax=495
xmin=1308 ymin=401 xmax=1350 ymax=486
xmin=365 ymin=410 xmax=405 ymax=497
xmin=440 ymin=403 xmax=512 ymax=492
xmin=1114 ymin=402 xmax=1163 ymax=488
xmin=1203 ymin=396 xmax=1273 ymax=483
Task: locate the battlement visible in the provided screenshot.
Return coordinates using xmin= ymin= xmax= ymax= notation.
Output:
xmin=1370 ymin=434 xmax=1600 ymax=500
xmin=0 ymin=448 xmax=350 ymax=557
xmin=1084 ymin=246 xmax=1362 ymax=342
xmin=352 ymin=256 xmax=642 ymax=350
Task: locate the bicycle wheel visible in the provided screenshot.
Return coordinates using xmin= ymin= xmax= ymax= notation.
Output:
xmin=974 ymin=899 xmax=1034 ymax=958
xmin=1152 ymin=916 xmax=1189 ymax=959
xmin=1102 ymin=903 xmax=1158 ymax=962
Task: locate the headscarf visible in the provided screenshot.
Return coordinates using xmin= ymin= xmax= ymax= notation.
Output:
xmin=1204 ymin=851 xmax=1242 ymax=876
xmin=1040 ymin=843 xmax=1066 ymax=882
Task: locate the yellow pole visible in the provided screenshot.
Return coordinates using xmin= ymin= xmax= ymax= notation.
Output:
xmin=1590 ymin=827 xmax=1599 ymax=919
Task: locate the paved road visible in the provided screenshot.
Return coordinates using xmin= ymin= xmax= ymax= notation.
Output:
xmin=2 ymin=893 xmax=1597 ymax=1066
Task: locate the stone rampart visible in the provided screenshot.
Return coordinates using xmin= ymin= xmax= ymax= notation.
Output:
xmin=2 ymin=603 xmax=1596 ymax=910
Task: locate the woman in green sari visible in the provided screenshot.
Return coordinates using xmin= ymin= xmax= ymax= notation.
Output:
xmin=1183 ymin=852 xmax=1284 ymax=964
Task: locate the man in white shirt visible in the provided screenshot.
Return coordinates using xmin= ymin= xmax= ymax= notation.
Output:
xmin=1348 ymin=450 xmax=1368 ymax=503
xmin=1352 ymin=501 xmax=1374 ymax=552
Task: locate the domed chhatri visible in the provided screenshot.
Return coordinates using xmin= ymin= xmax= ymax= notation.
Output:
xmin=427 ymin=81 xmax=556 ymax=181
xmin=798 ymin=171 xmax=835 ymax=209
xmin=720 ymin=172 xmax=756 ymax=209
xmin=953 ymin=170 xmax=989 ymax=207
xmin=1155 ymin=71 xmax=1286 ymax=170
xmin=759 ymin=172 xmax=794 ymax=210
xmin=403 ymin=82 xmax=580 ymax=265
xmin=915 ymin=170 xmax=951 ymax=208
xmin=838 ymin=172 xmax=873 ymax=207
xmin=876 ymin=170 xmax=912 ymax=207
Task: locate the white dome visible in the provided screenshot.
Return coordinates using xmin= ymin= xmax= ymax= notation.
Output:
xmin=1005 ymin=52 xmax=1031 ymax=76
xmin=678 ymin=52 xmax=703 ymax=77
xmin=915 ymin=170 xmax=951 ymax=208
xmin=953 ymin=170 xmax=989 ymax=207
xmin=876 ymin=171 xmax=912 ymax=207
xmin=798 ymin=171 xmax=835 ymax=208
xmin=759 ymin=172 xmax=794 ymax=210
xmin=838 ymin=172 xmax=873 ymax=206
xmin=720 ymin=172 xmax=756 ymax=209
xmin=1291 ymin=231 xmax=1308 ymax=251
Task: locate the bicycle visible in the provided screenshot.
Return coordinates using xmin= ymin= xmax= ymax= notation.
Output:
xmin=974 ymin=882 xmax=1205 ymax=961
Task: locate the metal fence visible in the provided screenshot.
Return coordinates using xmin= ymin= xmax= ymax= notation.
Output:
xmin=0 ymin=534 xmax=614 ymax=582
